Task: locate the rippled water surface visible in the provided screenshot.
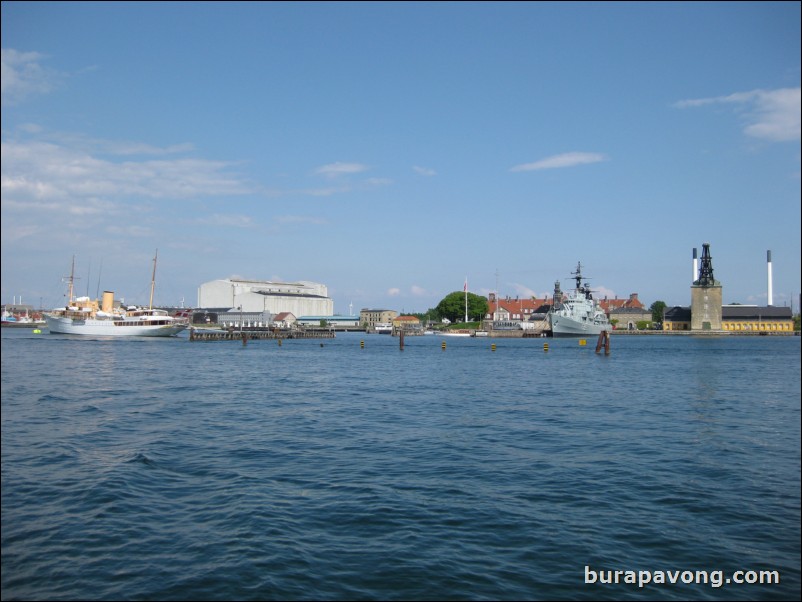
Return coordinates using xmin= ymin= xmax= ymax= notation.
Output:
xmin=2 ymin=329 xmax=800 ymax=600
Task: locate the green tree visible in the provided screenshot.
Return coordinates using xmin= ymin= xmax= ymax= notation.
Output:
xmin=649 ymin=300 xmax=667 ymax=325
xmin=408 ymin=309 xmax=437 ymax=324
xmin=435 ymin=292 xmax=488 ymax=323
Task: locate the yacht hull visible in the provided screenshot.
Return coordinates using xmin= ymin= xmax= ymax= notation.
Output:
xmin=45 ymin=315 xmax=187 ymax=337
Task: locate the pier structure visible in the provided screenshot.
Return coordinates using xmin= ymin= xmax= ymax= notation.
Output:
xmin=189 ymin=327 xmax=334 ymax=342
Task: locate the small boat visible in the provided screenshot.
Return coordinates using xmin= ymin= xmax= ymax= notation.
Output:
xmin=45 ymin=252 xmax=188 ymax=337
xmin=549 ymin=262 xmax=611 ymax=337
xmin=441 ymin=329 xmax=472 ymax=337
xmin=3 ymin=298 xmax=34 ymax=324
xmin=373 ymin=323 xmax=393 ymax=334
xmin=2 ymin=309 xmax=32 ymax=325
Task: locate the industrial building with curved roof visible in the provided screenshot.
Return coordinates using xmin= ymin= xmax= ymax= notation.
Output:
xmin=197 ymin=278 xmax=333 ymax=317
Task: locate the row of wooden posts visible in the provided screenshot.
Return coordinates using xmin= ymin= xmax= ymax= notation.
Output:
xmin=396 ymin=329 xmax=609 ymax=354
xmin=190 ymin=327 xmax=611 ymax=354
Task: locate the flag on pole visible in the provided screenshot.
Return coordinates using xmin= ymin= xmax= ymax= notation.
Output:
xmin=464 ymin=278 xmax=468 ymax=293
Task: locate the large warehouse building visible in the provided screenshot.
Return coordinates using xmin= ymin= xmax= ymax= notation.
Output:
xmin=197 ymin=278 xmax=334 ymax=317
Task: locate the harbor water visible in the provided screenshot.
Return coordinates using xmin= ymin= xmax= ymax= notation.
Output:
xmin=2 ymin=329 xmax=800 ymax=600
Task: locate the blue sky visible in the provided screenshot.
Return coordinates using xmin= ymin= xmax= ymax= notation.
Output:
xmin=2 ymin=1 xmax=800 ymax=314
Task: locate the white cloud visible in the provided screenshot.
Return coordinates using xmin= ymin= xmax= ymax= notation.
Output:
xmin=592 ymin=285 xmax=616 ymax=299
xmin=295 ymin=186 xmax=348 ymax=197
xmin=510 ymin=152 xmax=608 ymax=172
xmin=387 ymin=288 xmax=401 ymax=296
xmin=410 ymin=285 xmax=428 ymax=296
xmin=0 ymin=223 xmax=42 ymax=244
xmin=364 ymin=177 xmax=393 ymax=187
xmin=195 ymin=214 xmax=254 ymax=228
xmin=1 ymin=139 xmax=256 ymax=209
xmin=314 ymin=162 xmax=369 ymax=178
xmin=1 ymin=48 xmax=61 ymax=105
xmin=108 ymin=142 xmax=196 ymax=156
xmin=509 ymin=283 xmax=542 ymax=299
xmin=106 ymin=224 xmax=155 ymax=237
xmin=14 ymin=128 xmax=197 ymax=157
xmin=674 ymin=87 xmax=801 ymax=142
xmin=413 ymin=166 xmax=437 ymax=176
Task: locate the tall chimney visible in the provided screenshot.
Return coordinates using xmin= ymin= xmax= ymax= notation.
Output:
xmin=693 ymin=248 xmax=698 ymax=282
xmin=767 ymin=250 xmax=773 ymax=306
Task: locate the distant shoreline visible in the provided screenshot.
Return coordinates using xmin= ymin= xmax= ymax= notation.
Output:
xmin=609 ymin=330 xmax=798 ymax=336
xmin=2 ymin=322 xmax=797 ymax=337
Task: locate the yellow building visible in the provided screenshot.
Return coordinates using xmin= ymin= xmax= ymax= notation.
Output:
xmin=721 ymin=306 xmax=794 ymax=333
xmin=663 ymin=306 xmax=691 ymax=331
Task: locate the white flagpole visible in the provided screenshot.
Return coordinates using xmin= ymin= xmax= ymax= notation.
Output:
xmin=464 ymin=277 xmax=468 ymax=323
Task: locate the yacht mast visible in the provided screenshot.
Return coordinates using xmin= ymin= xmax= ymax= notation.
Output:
xmin=67 ymin=256 xmax=75 ymax=304
xmin=149 ymin=249 xmax=158 ymax=310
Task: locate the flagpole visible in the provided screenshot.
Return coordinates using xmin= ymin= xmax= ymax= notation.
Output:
xmin=464 ymin=277 xmax=468 ymax=323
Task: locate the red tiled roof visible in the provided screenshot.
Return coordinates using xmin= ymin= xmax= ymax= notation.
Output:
xmin=487 ymin=296 xmax=551 ymax=316
xmin=599 ymin=294 xmax=644 ymax=312
xmin=485 ymin=292 xmax=644 ymax=318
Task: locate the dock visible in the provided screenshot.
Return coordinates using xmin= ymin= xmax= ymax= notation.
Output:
xmin=189 ymin=327 xmax=335 ymax=342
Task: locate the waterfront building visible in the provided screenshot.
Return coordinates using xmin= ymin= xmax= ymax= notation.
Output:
xmin=485 ymin=293 xmax=550 ymax=321
xmin=663 ymin=243 xmax=794 ymax=333
xmin=197 ymin=278 xmax=333 ymax=317
xmin=216 ymin=310 xmax=272 ymax=329
xmin=609 ymin=306 xmax=653 ymax=330
xmin=273 ymin=312 xmax=297 ymax=327
xmin=296 ymin=315 xmax=361 ymax=328
xmin=721 ymin=306 xmax=793 ymax=333
xmin=360 ymin=308 xmax=398 ymax=330
xmin=663 ymin=306 xmax=692 ymax=331
xmin=690 ymin=243 xmax=723 ymax=331
xmin=599 ymin=293 xmax=645 ymax=314
xmin=663 ymin=305 xmax=793 ymax=333
xmin=392 ymin=315 xmax=422 ymax=333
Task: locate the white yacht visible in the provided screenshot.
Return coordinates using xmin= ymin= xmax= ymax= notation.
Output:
xmin=45 ymin=253 xmax=188 ymax=337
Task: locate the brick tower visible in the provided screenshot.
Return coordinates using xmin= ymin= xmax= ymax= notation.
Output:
xmin=691 ymin=242 xmax=722 ymax=331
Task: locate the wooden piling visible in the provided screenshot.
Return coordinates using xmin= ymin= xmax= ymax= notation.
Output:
xmin=595 ymin=330 xmax=610 ymax=355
